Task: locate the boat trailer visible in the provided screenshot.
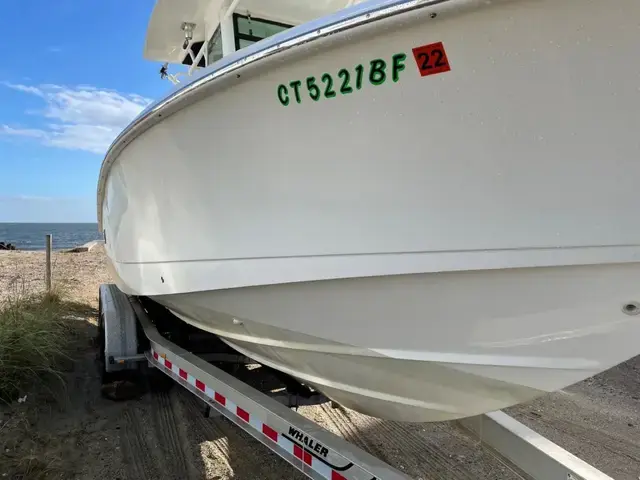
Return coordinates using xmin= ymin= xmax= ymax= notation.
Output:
xmin=98 ymin=283 xmax=613 ymax=480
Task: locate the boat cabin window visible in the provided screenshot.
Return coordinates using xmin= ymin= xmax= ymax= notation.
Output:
xmin=233 ymin=14 xmax=293 ymax=50
xmin=207 ymin=26 xmax=223 ymax=65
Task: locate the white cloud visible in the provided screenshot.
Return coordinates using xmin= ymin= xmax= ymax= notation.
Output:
xmin=0 ymin=125 xmax=48 ymax=139
xmin=3 ymin=83 xmax=43 ymax=96
xmin=0 ymin=195 xmax=54 ymax=202
xmin=0 ymin=83 xmax=153 ymax=154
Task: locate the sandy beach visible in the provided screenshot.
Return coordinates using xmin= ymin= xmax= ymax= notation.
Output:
xmin=1 ymin=248 xmax=639 ymax=479
xmin=0 ymin=247 xmax=110 ymax=305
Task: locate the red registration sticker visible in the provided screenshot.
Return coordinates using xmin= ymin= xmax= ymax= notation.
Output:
xmin=411 ymin=42 xmax=451 ymax=77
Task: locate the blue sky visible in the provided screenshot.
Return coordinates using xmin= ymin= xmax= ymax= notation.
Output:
xmin=0 ymin=0 xmax=172 ymax=222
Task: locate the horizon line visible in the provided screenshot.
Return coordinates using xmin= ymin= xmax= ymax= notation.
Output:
xmin=0 ymin=221 xmax=98 ymax=224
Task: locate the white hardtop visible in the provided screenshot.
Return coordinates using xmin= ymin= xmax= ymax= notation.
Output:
xmin=144 ymin=0 xmax=367 ymax=67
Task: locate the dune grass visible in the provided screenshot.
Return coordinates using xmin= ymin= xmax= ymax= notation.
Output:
xmin=0 ymin=251 xmax=104 ymax=479
xmin=0 ymin=286 xmax=75 ymax=403
xmin=0 ymin=283 xmax=97 ymax=479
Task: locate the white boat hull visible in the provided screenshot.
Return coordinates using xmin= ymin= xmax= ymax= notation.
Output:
xmin=100 ymin=0 xmax=640 ymax=421
xmin=149 ymin=263 xmax=640 ymax=422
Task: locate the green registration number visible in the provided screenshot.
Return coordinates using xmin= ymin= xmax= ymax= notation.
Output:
xmin=277 ymin=53 xmax=407 ymax=107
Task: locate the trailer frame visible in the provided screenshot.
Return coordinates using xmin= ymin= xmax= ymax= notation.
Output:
xmin=98 ymin=283 xmax=614 ymax=480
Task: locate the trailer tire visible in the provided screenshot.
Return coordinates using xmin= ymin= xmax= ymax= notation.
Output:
xmin=97 ymin=288 xmax=144 ymax=401
xmin=97 ymin=293 xmax=116 ymax=385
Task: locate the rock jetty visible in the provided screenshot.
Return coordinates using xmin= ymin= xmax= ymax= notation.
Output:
xmin=0 ymin=242 xmax=17 ymax=251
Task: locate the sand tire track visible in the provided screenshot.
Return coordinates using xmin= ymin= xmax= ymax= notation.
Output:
xmin=149 ymin=389 xmax=201 ymax=479
xmin=121 ymin=407 xmax=161 ymax=480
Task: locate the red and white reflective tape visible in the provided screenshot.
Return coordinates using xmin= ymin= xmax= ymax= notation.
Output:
xmin=151 ymin=349 xmax=353 ymax=480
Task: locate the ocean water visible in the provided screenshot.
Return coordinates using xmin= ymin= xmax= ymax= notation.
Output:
xmin=0 ymin=223 xmax=102 ymax=251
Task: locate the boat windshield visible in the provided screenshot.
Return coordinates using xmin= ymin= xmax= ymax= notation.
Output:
xmin=232 ymin=14 xmax=293 ymax=50
xmin=207 ymin=26 xmax=223 ymax=65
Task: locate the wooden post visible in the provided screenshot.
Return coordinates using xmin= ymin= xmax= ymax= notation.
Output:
xmin=45 ymin=234 xmax=52 ymax=293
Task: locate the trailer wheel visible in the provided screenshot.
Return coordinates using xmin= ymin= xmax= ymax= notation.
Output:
xmin=97 ymin=286 xmax=144 ymax=401
xmin=97 ymin=293 xmax=116 ymax=385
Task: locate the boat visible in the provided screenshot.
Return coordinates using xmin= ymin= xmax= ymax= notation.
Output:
xmin=97 ymin=0 xmax=640 ymax=422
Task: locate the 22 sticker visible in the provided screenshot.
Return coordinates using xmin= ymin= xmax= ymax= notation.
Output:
xmin=276 ymin=42 xmax=451 ymax=107
xmin=411 ymin=41 xmax=451 ymax=77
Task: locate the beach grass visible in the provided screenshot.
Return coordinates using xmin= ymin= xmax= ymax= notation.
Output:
xmin=0 ymin=285 xmax=77 ymax=403
xmin=0 ymin=285 xmax=88 ymax=477
xmin=0 ymin=249 xmax=105 ymax=480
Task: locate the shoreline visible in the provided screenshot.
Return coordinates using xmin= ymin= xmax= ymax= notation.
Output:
xmin=0 ymin=240 xmax=104 ymax=253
